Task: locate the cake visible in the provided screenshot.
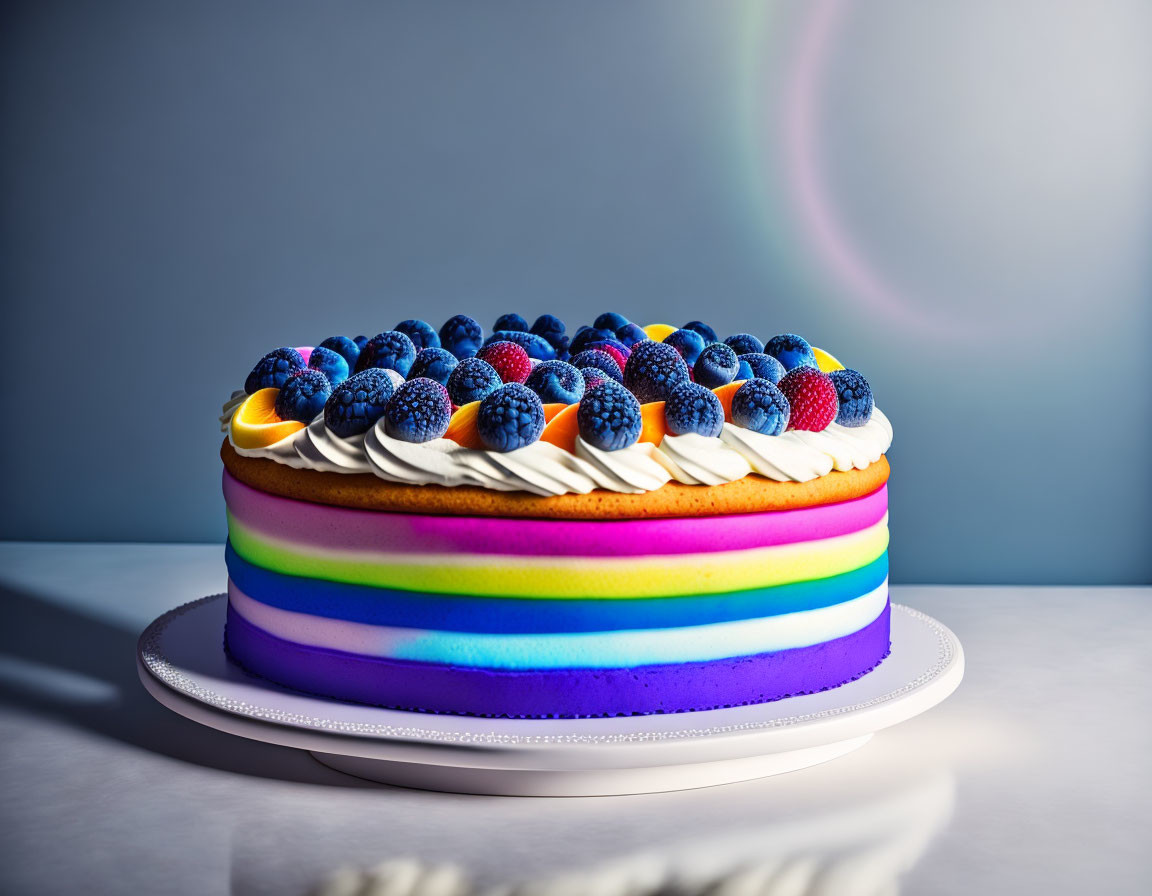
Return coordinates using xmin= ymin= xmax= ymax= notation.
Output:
xmin=219 ymin=314 xmax=893 ymax=718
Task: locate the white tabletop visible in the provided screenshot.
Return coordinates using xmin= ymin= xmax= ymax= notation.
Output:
xmin=0 ymin=543 xmax=1148 ymax=895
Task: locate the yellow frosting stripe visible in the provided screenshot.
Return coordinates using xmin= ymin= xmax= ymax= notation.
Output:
xmin=227 ymin=512 xmax=889 ymax=599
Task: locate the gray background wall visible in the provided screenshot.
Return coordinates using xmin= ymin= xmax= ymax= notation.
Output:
xmin=2 ymin=0 xmax=1149 ymax=583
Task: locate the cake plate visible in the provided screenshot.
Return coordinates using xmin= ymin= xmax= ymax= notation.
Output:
xmin=137 ymin=595 xmax=963 ymax=796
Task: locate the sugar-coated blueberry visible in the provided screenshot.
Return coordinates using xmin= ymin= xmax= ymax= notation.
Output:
xmin=446 ymin=357 xmax=502 ymax=406
xmin=244 ymin=347 xmax=304 ymax=394
xmin=525 ymin=360 xmax=585 ymax=404
xmin=577 ymin=380 xmax=643 ymax=451
xmin=307 ymin=346 xmax=350 ymax=387
xmin=829 ymin=368 xmax=874 ymax=427
xmin=664 ymin=382 xmax=724 ymax=438
xmin=663 ymin=329 xmax=707 ymax=367
xmin=692 ymin=342 xmax=739 ymax=389
xmin=724 ymin=333 xmax=764 ymax=356
xmin=494 ymin=313 xmax=529 ymax=333
xmin=735 ymin=358 xmax=754 ymax=380
xmin=408 ymin=347 xmax=459 ymax=386
xmin=623 ymin=340 xmax=690 ymax=403
xmin=731 ymin=379 xmax=790 ymax=436
xmin=615 ymin=322 xmax=649 ymax=348
xmin=569 ymin=327 xmax=616 ymax=356
xmin=529 ymin=314 xmax=568 ymax=354
xmin=569 ymin=349 xmax=623 ymax=382
xmin=477 ymin=382 xmax=546 ymax=452
xmin=439 ymin=315 xmax=484 ymax=359
xmin=324 ymin=369 xmax=395 ymax=437
xmin=579 ymin=367 xmax=608 ymax=389
xmin=764 ymin=333 xmax=818 ymax=371
xmin=356 ymin=330 xmax=417 ymax=377
xmin=352 ymin=335 xmax=368 ymax=351
xmin=484 ymin=330 xmax=557 ymax=361
xmin=274 ymin=369 xmax=332 ymax=423
xmin=383 ymin=377 xmax=452 ymax=443
xmin=741 ymin=352 xmax=786 ymax=383
xmin=394 ymin=319 xmax=441 ymax=351
xmin=317 ymin=336 xmax=361 ymax=372
xmin=682 ymin=320 xmax=718 ymax=344
xmin=593 ymin=312 xmax=630 ymax=332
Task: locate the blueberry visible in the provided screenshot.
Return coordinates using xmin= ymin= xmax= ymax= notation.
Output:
xmin=577 ymin=380 xmax=642 ymax=451
xmin=484 ymin=330 xmax=557 ymax=360
xmin=352 ymin=335 xmax=368 ymax=351
xmin=324 ymin=369 xmax=395 ymax=437
xmin=741 ymin=352 xmax=786 ymax=383
xmin=664 ymin=382 xmax=724 ymax=438
xmin=439 ymin=314 xmax=484 ymax=359
xmin=408 ymin=347 xmax=459 ymax=386
xmin=829 ymin=369 xmax=874 ymax=427
xmin=529 ymin=314 xmax=568 ymax=354
xmin=724 ymin=333 xmax=764 ymax=356
xmin=731 ymin=380 xmax=790 ymax=436
xmin=623 ymin=340 xmax=690 ymax=403
xmin=317 ymin=336 xmax=361 ymax=372
xmin=692 ymin=342 xmax=739 ymax=389
xmin=446 ymin=357 xmax=502 ymax=405
xmin=274 ymin=369 xmax=332 ymax=423
xmin=615 ymin=322 xmax=648 ymax=348
xmin=244 ymin=348 xmax=304 ymax=394
xmin=394 ymin=319 xmax=441 ymax=351
xmin=735 ymin=358 xmax=754 ymax=380
xmin=356 ymin=330 xmax=417 ymax=377
xmin=682 ymin=320 xmax=718 ymax=344
xmin=579 ymin=367 xmax=608 ymax=389
xmin=569 ymin=326 xmax=616 ymax=355
xmin=477 ymin=382 xmax=546 ymax=452
xmin=525 ymin=360 xmax=585 ymax=405
xmin=494 ymin=313 xmax=529 ymax=333
xmin=764 ymin=333 xmax=817 ymax=371
xmin=593 ymin=312 xmax=630 ymax=332
xmin=307 ymin=346 xmax=350 ymax=387
xmin=383 ymin=378 xmax=452 ymax=443
xmin=569 ymin=349 xmax=623 ymax=382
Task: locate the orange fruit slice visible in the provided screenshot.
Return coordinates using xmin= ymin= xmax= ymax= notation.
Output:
xmin=712 ymin=381 xmax=746 ymax=422
xmin=230 ymin=388 xmax=306 ymax=450
xmin=443 ymin=401 xmax=486 ymax=450
xmin=639 ymin=401 xmax=669 ymax=444
xmin=642 ymin=323 xmax=676 ymax=342
xmin=540 ymin=403 xmax=581 ymax=454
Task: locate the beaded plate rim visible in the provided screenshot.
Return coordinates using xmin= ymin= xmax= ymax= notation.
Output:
xmin=138 ymin=595 xmax=959 ymax=746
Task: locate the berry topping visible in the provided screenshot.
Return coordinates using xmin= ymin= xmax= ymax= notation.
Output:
xmin=307 ymin=346 xmax=350 ymax=387
xmin=477 ymin=382 xmax=546 ymax=452
xmin=356 ymin=330 xmax=417 ymax=377
xmin=273 ymin=369 xmax=332 ymax=423
xmin=741 ymin=352 xmax=786 ymax=383
xmin=569 ymin=349 xmax=623 ymax=382
xmin=664 ymin=381 xmax=725 ymax=438
xmin=692 ymin=342 xmax=740 ymax=389
xmin=324 ymin=369 xmax=395 ymax=437
xmin=569 ymin=326 xmax=616 ymax=356
xmin=764 ymin=333 xmax=818 ymax=371
xmin=731 ymin=380 xmax=791 ymax=436
xmin=244 ymin=348 xmax=305 ymax=394
xmin=383 ymin=369 xmax=406 ymax=390
xmin=829 ymin=369 xmax=874 ymax=427
xmin=494 ymin=313 xmax=529 ymax=333
xmin=682 ymin=320 xmax=718 ymax=344
xmin=525 ymin=360 xmax=586 ymax=405
xmin=485 ymin=330 xmax=558 ymax=360
xmin=724 ymin=333 xmax=764 ymax=356
xmin=777 ymin=367 xmax=838 ymax=431
xmin=383 ymin=378 xmax=452 ymax=443
xmin=529 ymin=314 xmax=568 ymax=354
xmin=663 ymin=328 xmax=707 ymax=366
xmin=581 ymin=339 xmax=629 ymax=371
xmin=394 ymin=319 xmax=440 ymax=351
xmin=408 ymin=347 xmax=459 ymax=386
xmin=614 ymin=322 xmax=649 ymax=347
xmin=577 ymin=380 xmax=643 ymax=451
xmin=439 ymin=314 xmax=484 ymax=359
xmin=446 ymin=357 xmax=502 ymax=405
xmin=623 ymin=340 xmax=690 ymax=403
xmin=578 ymin=367 xmax=608 ymax=389
xmin=735 ymin=358 xmax=754 ymax=380
xmin=317 ymin=336 xmax=361 ymax=372
xmin=593 ymin=312 xmax=630 ymax=332
xmin=352 ymin=335 xmax=368 ymax=350
xmin=476 ymin=340 xmax=533 ymax=383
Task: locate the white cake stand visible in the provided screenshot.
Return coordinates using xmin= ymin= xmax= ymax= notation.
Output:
xmin=137 ymin=595 xmax=963 ymax=796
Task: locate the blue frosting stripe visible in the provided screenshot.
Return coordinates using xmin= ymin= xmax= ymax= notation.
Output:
xmin=225 ymin=541 xmax=888 ymax=634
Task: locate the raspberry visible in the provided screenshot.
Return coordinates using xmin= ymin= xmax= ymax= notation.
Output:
xmin=476 ymin=340 xmax=532 ymax=384
xmin=778 ymin=367 xmax=838 ymax=432
xmin=484 ymin=330 xmax=556 ymax=361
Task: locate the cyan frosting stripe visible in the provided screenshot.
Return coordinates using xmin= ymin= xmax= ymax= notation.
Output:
xmin=225 ymin=541 xmax=889 ymax=632
xmin=226 ymin=512 xmax=890 ymax=598
xmin=227 ymin=579 xmax=890 ymax=668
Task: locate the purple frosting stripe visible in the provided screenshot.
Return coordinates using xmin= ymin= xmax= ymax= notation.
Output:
xmin=222 ymin=471 xmax=888 ymax=558
xmin=224 ymin=601 xmax=891 ymax=719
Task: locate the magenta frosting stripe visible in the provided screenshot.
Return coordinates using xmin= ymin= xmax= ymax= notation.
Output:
xmin=224 ymin=600 xmax=891 ymax=718
xmin=222 ymin=471 xmax=888 ymax=558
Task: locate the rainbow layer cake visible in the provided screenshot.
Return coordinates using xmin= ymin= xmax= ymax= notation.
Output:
xmin=219 ymin=314 xmax=892 ymax=718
